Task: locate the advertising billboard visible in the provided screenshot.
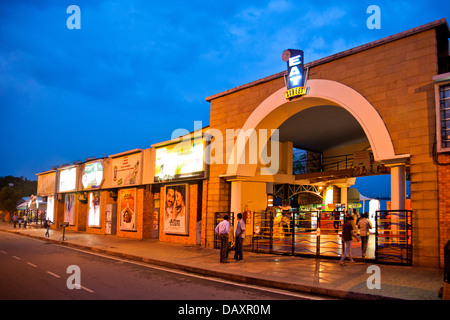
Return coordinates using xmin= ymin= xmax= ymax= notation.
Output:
xmin=111 ymin=152 xmax=142 ymax=187
xmin=59 ymin=167 xmax=77 ymax=192
xmin=118 ymin=188 xmax=136 ymax=231
xmin=163 ymin=184 xmax=188 ymax=235
xmin=155 ymin=139 xmax=204 ymax=182
xmin=88 ymin=191 xmax=101 ymax=227
xmin=82 ymin=161 xmax=104 ymax=189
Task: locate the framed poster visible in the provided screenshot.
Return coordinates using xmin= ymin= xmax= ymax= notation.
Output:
xmin=111 ymin=152 xmax=142 ymax=187
xmin=88 ymin=191 xmax=101 ymax=227
xmin=119 ymin=188 xmax=137 ymax=231
xmin=163 ymin=184 xmax=188 ymax=235
xmin=64 ymin=193 xmax=75 ymax=225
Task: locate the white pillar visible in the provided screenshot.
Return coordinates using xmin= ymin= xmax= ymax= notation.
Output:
xmin=230 ymin=180 xmax=243 ymax=221
xmin=390 ymin=165 xmax=406 ymax=210
xmin=340 ymin=186 xmax=348 ymax=209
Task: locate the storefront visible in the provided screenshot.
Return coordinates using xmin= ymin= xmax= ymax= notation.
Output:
xmin=80 ymin=159 xmax=109 ymax=235
xmin=36 ymin=169 xmax=57 ymax=223
xmin=56 ymin=165 xmax=85 ymax=231
xmin=107 ymin=149 xmax=154 ymax=240
xmin=152 ymin=130 xmax=208 ymax=245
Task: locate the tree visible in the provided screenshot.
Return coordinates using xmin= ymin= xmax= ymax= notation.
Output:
xmin=0 ymin=187 xmax=22 ymax=214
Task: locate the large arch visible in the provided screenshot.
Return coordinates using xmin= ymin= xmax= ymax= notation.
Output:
xmin=226 ymin=79 xmax=410 ymax=178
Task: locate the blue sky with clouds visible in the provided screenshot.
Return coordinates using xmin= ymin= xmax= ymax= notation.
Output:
xmin=0 ymin=1 xmax=449 ymax=196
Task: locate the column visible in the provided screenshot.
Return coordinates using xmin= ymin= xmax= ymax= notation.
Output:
xmin=230 ymin=180 xmax=243 ymax=223
xmin=390 ymin=165 xmax=406 ymax=210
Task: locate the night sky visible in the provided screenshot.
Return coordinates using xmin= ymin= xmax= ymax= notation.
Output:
xmin=1 ymin=1 xmax=448 ymax=197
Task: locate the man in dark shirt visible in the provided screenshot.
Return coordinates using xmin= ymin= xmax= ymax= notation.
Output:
xmin=339 ymin=215 xmax=360 ymax=265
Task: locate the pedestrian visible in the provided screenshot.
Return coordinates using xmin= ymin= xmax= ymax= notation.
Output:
xmin=339 ymin=215 xmax=360 ymax=265
xmin=12 ymin=214 xmax=18 ymax=228
xmin=234 ymin=213 xmax=246 ymax=262
xmin=358 ymin=212 xmax=373 ymax=258
xmin=44 ymin=218 xmax=52 ymax=237
xmin=23 ymin=215 xmax=28 ymax=229
xmin=215 ymin=215 xmax=230 ymax=263
xmin=351 ymin=208 xmax=359 ymax=231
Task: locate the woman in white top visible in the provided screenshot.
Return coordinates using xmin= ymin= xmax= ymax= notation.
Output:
xmin=358 ymin=212 xmax=373 ymax=258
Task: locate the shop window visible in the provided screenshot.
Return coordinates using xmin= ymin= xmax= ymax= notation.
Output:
xmin=435 ymin=73 xmax=450 ymax=153
xmin=440 ymin=85 xmax=450 ymax=149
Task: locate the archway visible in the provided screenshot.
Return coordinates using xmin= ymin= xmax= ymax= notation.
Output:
xmin=225 ymin=79 xmax=409 ymax=210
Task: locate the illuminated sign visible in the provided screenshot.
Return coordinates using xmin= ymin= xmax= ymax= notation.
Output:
xmin=155 ymin=138 xmax=204 ymax=182
xmin=82 ymin=161 xmax=104 ymax=189
xmin=59 ymin=167 xmax=77 ymax=192
xmin=285 ymin=87 xmax=307 ymax=99
xmin=282 ymin=49 xmax=307 ymax=99
xmin=111 ymin=152 xmax=142 ymax=187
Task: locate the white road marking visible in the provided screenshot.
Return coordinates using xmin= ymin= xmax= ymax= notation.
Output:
xmin=27 ymin=262 xmax=37 ymax=268
xmin=0 ymin=250 xmax=7 ymax=254
xmin=12 ymin=255 xmax=20 ymax=260
xmin=46 ymin=271 xmax=61 ymax=278
xmin=58 ymin=245 xmax=329 ymax=300
xmin=73 ymin=284 xmax=94 ymax=293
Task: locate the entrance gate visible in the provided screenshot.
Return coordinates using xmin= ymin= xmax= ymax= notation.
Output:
xmin=252 ymin=209 xmax=412 ymax=265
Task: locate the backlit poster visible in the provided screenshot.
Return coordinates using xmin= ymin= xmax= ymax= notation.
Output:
xmin=82 ymin=161 xmax=103 ymax=189
xmin=163 ymin=184 xmax=188 ymax=235
xmin=88 ymin=192 xmax=101 ymax=227
xmin=64 ymin=193 xmax=75 ymax=225
xmin=47 ymin=195 xmax=54 ymax=222
xmin=59 ymin=167 xmax=77 ymax=192
xmin=119 ymin=188 xmax=136 ymax=231
xmin=155 ymin=139 xmax=204 ymax=182
xmin=111 ymin=153 xmax=142 ymax=187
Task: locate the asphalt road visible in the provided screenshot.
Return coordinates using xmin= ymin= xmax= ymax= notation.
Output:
xmin=0 ymin=232 xmax=323 ymax=301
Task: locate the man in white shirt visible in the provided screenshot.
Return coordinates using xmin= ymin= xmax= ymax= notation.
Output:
xmin=215 ymin=215 xmax=230 ymax=263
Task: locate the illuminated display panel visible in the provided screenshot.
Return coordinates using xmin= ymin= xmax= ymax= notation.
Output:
xmin=88 ymin=191 xmax=101 ymax=227
xmin=82 ymin=161 xmax=104 ymax=189
xmin=154 ymin=138 xmax=204 ymax=182
xmin=59 ymin=167 xmax=77 ymax=192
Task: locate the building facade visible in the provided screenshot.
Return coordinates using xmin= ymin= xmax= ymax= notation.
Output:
xmin=37 ymin=19 xmax=450 ymax=269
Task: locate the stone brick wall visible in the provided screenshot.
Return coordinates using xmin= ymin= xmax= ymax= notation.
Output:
xmin=438 ymin=153 xmax=450 ymax=268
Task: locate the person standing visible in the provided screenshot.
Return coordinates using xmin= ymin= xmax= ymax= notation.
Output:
xmin=234 ymin=213 xmax=246 ymax=262
xmin=340 ymin=215 xmax=359 ymax=265
xmin=358 ymin=212 xmax=373 ymax=258
xmin=215 ymin=215 xmax=230 ymax=263
xmin=44 ymin=218 xmax=52 ymax=237
xmin=12 ymin=214 xmax=18 ymax=228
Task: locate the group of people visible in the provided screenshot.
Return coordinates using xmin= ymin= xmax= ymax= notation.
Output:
xmin=214 ymin=209 xmax=373 ymax=266
xmin=11 ymin=214 xmax=29 ymax=228
xmin=214 ymin=213 xmax=245 ymax=263
xmin=340 ymin=209 xmax=373 ymax=265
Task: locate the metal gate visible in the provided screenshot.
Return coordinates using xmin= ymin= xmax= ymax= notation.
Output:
xmin=375 ymin=210 xmax=412 ymax=265
xmin=252 ymin=209 xmax=413 ymax=265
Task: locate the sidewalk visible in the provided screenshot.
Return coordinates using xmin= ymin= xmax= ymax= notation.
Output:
xmin=0 ymin=222 xmax=444 ymax=300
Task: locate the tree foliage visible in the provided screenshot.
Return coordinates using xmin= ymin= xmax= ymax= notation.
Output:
xmin=0 ymin=176 xmax=38 ymax=213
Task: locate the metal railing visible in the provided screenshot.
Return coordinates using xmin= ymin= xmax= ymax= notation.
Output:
xmin=252 ymin=209 xmax=413 ymax=265
xmin=293 ymin=153 xmax=354 ymax=175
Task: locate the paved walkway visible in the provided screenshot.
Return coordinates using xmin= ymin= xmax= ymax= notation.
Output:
xmin=0 ymin=222 xmax=445 ymax=300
